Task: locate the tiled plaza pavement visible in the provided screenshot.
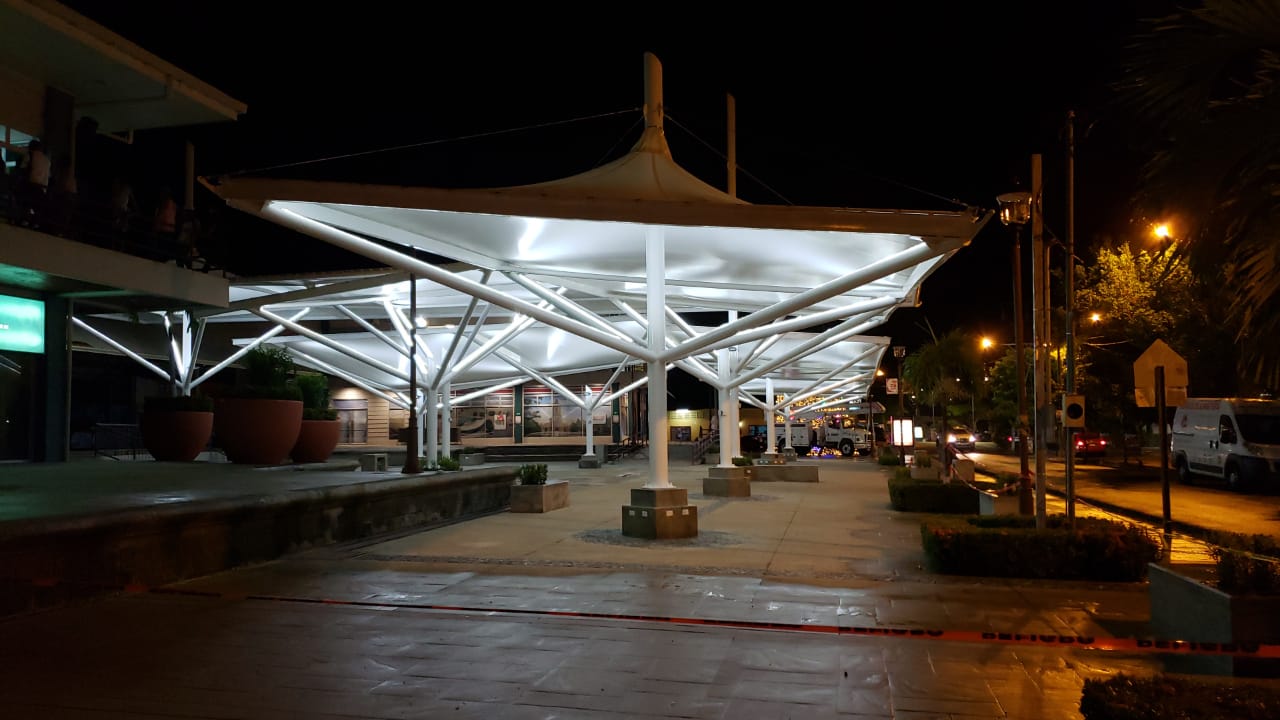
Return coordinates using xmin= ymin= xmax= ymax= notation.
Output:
xmin=0 ymin=458 xmax=1195 ymax=718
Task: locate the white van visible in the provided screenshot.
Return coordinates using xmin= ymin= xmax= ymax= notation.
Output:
xmin=1170 ymin=398 xmax=1280 ymax=490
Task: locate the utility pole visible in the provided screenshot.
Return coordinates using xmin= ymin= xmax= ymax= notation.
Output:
xmin=1031 ymin=154 xmax=1048 ymax=529
xmin=1064 ymin=111 xmax=1077 ymax=523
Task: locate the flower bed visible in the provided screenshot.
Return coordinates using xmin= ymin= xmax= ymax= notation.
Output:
xmin=921 ymin=515 xmax=1161 ymax=582
xmin=1080 ymin=674 xmax=1280 ymax=719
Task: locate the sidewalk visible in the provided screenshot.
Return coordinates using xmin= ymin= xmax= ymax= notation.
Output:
xmin=0 ymin=456 xmax=1180 ymax=718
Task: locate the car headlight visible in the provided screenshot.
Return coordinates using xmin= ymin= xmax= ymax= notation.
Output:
xmin=948 ymin=434 xmax=957 ymax=443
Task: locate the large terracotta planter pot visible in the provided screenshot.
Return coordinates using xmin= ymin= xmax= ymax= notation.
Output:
xmin=141 ymin=410 xmax=213 ymax=462
xmin=291 ymin=419 xmax=341 ymax=463
xmin=214 ymin=398 xmax=303 ymax=465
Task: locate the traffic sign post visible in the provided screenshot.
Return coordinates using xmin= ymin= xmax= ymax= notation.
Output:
xmin=1133 ymin=340 xmax=1186 ymax=561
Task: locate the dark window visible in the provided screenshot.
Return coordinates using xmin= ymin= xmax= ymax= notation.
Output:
xmin=1219 ymin=415 xmax=1238 ymax=445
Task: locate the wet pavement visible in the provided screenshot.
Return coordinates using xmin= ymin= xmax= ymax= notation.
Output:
xmin=0 ymin=456 xmax=1245 ymax=718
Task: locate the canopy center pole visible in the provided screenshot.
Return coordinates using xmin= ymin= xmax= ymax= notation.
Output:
xmin=645 ymin=227 xmax=670 ymax=488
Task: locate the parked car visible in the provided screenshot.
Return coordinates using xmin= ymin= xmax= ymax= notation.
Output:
xmin=947 ymin=426 xmax=976 ymax=451
xmin=1072 ymin=431 xmax=1107 ymax=459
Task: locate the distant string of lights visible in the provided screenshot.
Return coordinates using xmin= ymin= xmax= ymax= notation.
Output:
xmin=224 ymin=108 xmax=641 ymax=178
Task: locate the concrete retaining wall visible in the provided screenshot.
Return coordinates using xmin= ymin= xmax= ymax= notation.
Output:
xmin=0 ymin=467 xmax=517 ymax=615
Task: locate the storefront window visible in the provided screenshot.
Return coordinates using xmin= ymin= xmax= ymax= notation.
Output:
xmin=452 ymin=389 xmax=514 ymax=439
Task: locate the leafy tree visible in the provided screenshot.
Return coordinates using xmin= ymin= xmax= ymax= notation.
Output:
xmin=1073 ymin=240 xmax=1236 ymax=432
xmin=988 ymin=347 xmax=1033 ymax=442
xmin=1116 ymin=1 xmax=1280 ymax=385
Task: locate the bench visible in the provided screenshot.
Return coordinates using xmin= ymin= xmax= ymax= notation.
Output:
xmin=359 ymin=453 xmax=388 ymax=471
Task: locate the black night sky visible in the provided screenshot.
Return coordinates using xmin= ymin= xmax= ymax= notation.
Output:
xmin=62 ymin=1 xmax=1175 ymax=363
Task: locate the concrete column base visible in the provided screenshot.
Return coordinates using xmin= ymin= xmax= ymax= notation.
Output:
xmin=753 ymin=464 xmax=820 ymax=482
xmin=703 ymin=475 xmax=750 ymax=497
xmin=782 ymin=448 xmax=798 ymax=461
xmin=622 ymin=486 xmax=698 ymax=539
xmin=578 ymin=453 xmax=601 ymax=469
xmin=759 ymin=452 xmax=785 ymax=465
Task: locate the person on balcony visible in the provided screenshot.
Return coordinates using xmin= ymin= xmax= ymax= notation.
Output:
xmin=17 ymin=139 xmax=50 ymax=227
xmin=150 ymin=186 xmax=178 ymax=259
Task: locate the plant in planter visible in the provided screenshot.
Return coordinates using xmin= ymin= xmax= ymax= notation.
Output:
xmin=290 ymin=372 xmax=340 ymax=463
xmin=1149 ymin=530 xmax=1280 ymax=676
xmin=214 ymin=345 xmax=303 ymax=465
xmin=517 ymin=463 xmax=549 ymax=484
xmin=511 ymin=463 xmax=566 ymax=512
xmin=140 ymin=392 xmax=214 ymax=462
xmin=435 ymin=455 xmax=461 ymax=471
xmin=731 ymin=456 xmax=754 ymax=467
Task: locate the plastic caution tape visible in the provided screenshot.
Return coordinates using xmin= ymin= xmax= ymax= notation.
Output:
xmin=149 ymin=587 xmax=1280 ymax=659
xmin=13 ymin=575 xmax=1280 ymax=659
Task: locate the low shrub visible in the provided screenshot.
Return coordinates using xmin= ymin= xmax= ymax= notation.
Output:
xmin=732 ymin=456 xmax=754 ymax=467
xmin=435 ymin=455 xmax=461 ymax=471
xmin=1080 ymin=673 xmax=1280 ymax=719
xmin=914 ymin=450 xmax=933 ymax=468
xmin=878 ymin=447 xmax=901 ymax=465
xmin=1202 ymin=530 xmax=1280 ymax=596
xmin=518 ymin=463 xmax=548 ymax=485
xmin=143 ymin=393 xmax=213 ymax=412
xmin=921 ymin=515 xmax=1161 ymax=582
xmin=888 ymin=476 xmax=978 ymax=513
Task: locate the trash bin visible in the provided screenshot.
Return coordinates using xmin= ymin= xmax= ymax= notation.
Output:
xmin=952 ymin=457 xmax=975 ymax=483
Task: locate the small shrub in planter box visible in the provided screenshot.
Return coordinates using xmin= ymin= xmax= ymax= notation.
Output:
xmin=731 ymin=456 xmax=754 ymax=467
xmin=1203 ymin=531 xmax=1280 ymax=596
xmin=878 ymin=447 xmax=901 ymax=465
xmin=435 ymin=455 xmax=461 ymax=471
xmin=887 ymin=474 xmax=978 ymax=514
xmin=1080 ymin=673 xmax=1280 ymax=720
xmin=921 ymin=515 xmax=1161 ymax=582
xmin=517 ymin=463 xmax=549 ymax=485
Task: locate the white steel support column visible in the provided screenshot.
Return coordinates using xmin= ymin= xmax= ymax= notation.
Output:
xmin=784 ymin=405 xmax=794 ymax=452
xmin=765 ymin=377 xmax=777 ymax=454
xmin=717 ymin=348 xmax=733 ymax=466
xmin=440 ymin=381 xmax=452 ymax=457
xmin=584 ymin=386 xmax=596 ymax=459
xmin=425 ymin=391 xmax=439 ymax=466
xmin=727 ymin=314 xmax=741 ymax=460
xmin=645 ymin=227 xmax=670 ymax=488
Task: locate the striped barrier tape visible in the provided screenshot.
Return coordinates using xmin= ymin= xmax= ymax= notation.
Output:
xmin=11 ymin=575 xmax=1279 ymax=658
xmin=145 ymin=585 xmax=1280 ymax=659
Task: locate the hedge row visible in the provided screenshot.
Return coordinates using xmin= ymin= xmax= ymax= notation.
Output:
xmin=1081 ymin=674 xmax=1280 ymax=719
xmin=1202 ymin=530 xmax=1280 ymax=596
xmin=887 ymin=475 xmax=978 ymax=514
xmin=921 ymin=515 xmax=1161 ymax=582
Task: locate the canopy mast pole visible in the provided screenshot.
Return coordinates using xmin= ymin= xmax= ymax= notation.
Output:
xmin=642 ymin=52 xmax=671 ymax=489
xmin=727 ymin=93 xmax=737 ymax=198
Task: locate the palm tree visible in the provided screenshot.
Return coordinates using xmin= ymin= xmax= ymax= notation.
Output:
xmin=1115 ymin=1 xmax=1280 ymax=385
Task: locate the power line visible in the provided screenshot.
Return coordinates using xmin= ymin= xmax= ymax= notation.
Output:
xmin=664 ymin=112 xmax=793 ymax=205
xmin=226 ymin=108 xmax=640 ymax=178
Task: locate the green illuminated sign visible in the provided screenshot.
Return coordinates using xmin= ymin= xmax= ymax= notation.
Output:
xmin=0 ymin=294 xmax=44 ymax=353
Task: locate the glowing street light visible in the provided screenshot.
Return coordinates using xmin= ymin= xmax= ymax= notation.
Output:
xmin=1089 ymin=312 xmax=1102 ymax=324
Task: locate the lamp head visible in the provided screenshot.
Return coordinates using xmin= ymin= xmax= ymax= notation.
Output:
xmin=996 ymin=192 xmax=1033 ymax=227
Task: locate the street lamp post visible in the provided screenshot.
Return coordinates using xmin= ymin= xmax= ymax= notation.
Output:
xmin=997 ymin=190 xmax=1033 ymax=516
xmin=894 ymin=345 xmax=906 ymax=460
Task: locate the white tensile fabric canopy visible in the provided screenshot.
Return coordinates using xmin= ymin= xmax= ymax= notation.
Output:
xmin=205 ymin=53 xmax=990 ymax=485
